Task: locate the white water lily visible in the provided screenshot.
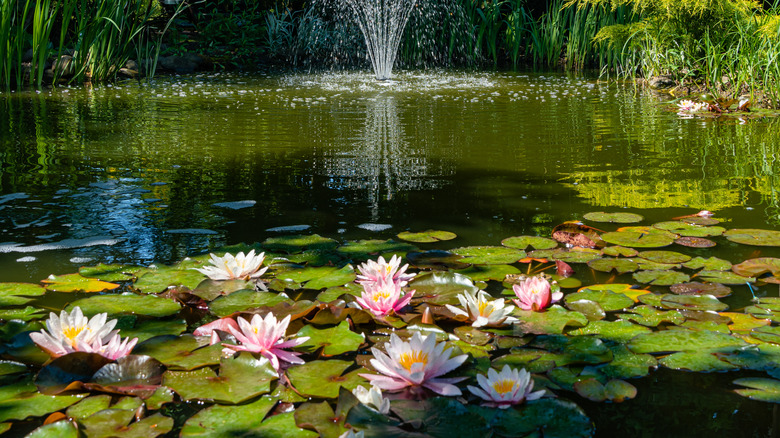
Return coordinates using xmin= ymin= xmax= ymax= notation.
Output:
xmin=676 ymin=99 xmax=707 ymax=113
xmin=353 ymin=384 xmax=391 ymax=414
xmin=467 ymin=365 xmax=545 ymax=408
xmin=359 ymin=331 xmax=468 ymax=396
xmin=194 ymin=250 xmax=268 ymax=281
xmin=445 ymin=290 xmax=517 ymax=328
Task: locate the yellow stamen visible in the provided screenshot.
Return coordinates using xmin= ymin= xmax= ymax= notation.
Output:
xmin=477 ymin=299 xmax=490 ymax=315
xmin=372 ymin=289 xmax=392 ymax=302
xmin=62 ymin=326 xmax=84 ymax=342
xmin=398 ymin=350 xmax=428 ymax=371
xmin=492 ymin=379 xmax=516 ymax=395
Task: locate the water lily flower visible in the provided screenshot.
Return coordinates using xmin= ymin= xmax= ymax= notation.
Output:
xmin=339 ymin=430 xmax=365 ymax=438
xmin=194 ymin=250 xmax=268 ymax=281
xmin=360 ymin=331 xmax=468 ymax=396
xmin=30 ymin=307 xmax=120 ymax=358
xmin=353 ymin=384 xmax=391 ymax=414
xmin=355 ymin=281 xmax=414 ymax=316
xmin=512 ymin=276 xmax=562 ymax=311
xmin=92 ymin=333 xmax=139 ymax=361
xmin=356 ymin=255 xmax=415 ymax=287
xmin=467 ymin=365 xmax=545 ymax=408
xmin=676 ymin=99 xmax=707 ymax=113
xmin=445 ymin=290 xmax=517 ymax=327
xmin=221 ymin=313 xmax=309 ymax=370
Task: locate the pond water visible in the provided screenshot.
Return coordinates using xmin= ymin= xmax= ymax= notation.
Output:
xmin=2 ymin=70 xmax=780 ymax=436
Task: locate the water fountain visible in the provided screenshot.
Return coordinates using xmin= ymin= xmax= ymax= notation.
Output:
xmin=341 ymin=0 xmax=417 ymax=80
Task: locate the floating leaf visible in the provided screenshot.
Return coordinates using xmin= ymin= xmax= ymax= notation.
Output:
xmin=600 ymin=345 xmax=657 ymax=379
xmin=574 ymin=378 xmax=636 ymax=402
xmin=660 ymin=294 xmax=728 ymax=311
xmin=694 ymin=270 xmax=755 ymax=284
xmin=409 ymin=272 xmax=479 ymax=305
xmin=632 ymin=270 xmax=689 ymax=286
xmin=628 ymin=329 xmax=748 ymax=354
xmin=179 ymin=396 xmax=280 ymax=437
xmin=551 ymin=222 xmax=605 ymax=248
xmin=601 ymin=230 xmax=675 ymax=248
xmin=513 ymin=306 xmax=588 ymax=335
xmin=397 ymin=230 xmax=457 ymax=243
xmin=618 ymin=305 xmax=685 ymax=327
xmin=659 ymin=351 xmax=738 ymax=372
xmin=450 ymin=246 xmax=526 ymax=264
xmin=749 ymin=325 xmax=780 ymax=344
xmin=637 ymin=250 xmax=691 ymax=264
xmin=683 ymin=257 xmax=732 ymax=271
xmin=669 ymin=282 xmax=731 ymax=297
xmin=164 ymin=355 xmax=277 ymax=404
xmin=80 ymin=411 xmax=172 ymax=438
xmin=0 ymin=306 xmax=46 ymax=321
xmin=26 ymin=421 xmax=79 ymax=438
xmin=734 ymin=378 xmax=780 ymax=403
xmin=66 ymin=293 xmax=181 ymax=318
xmin=286 ymin=360 xmax=366 ymax=399
xmin=209 ymin=290 xmax=290 ymax=317
xmin=297 ymin=321 xmax=365 ymax=356
xmin=565 ymin=299 xmax=606 ymax=321
xmin=570 ymin=320 xmax=651 ymax=343
xmin=336 ymin=240 xmax=418 ymax=258
xmin=724 ymin=229 xmax=780 ymax=246
xmin=455 ymin=264 xmax=521 ymax=282
xmin=0 ymin=385 xmax=84 ymax=422
xmin=119 ymin=319 xmax=188 ymax=343
xmin=501 ymin=236 xmax=558 ymax=250
xmin=583 ymin=212 xmax=643 ymax=223
xmin=0 ymin=283 xmax=46 ymax=306
xmin=305 ymin=265 xmax=356 ymax=290
xmin=390 ymin=397 xmax=491 ymax=438
xmin=88 ymin=355 xmax=166 ymax=397
xmin=294 ymin=401 xmax=347 ymax=438
xmin=564 ymin=288 xmax=634 ymax=312
xmin=587 ymin=258 xmax=638 ymax=274
xmin=262 ymin=234 xmax=339 ymax=252
xmin=41 ymin=274 xmax=119 ymax=293
xmin=653 ymin=221 xmax=725 ymax=237
xmin=133 ymin=335 xmax=220 ymax=370
xmin=482 ymin=398 xmax=594 ymax=438
xmin=732 ymin=258 xmax=780 ymax=278
xmin=79 ymin=264 xmax=142 ymax=282
xmin=406 ymin=250 xmax=469 ymax=270
xmin=191 ymin=280 xmax=255 ymax=301
xmin=601 ymin=246 xmax=638 ymax=257
xmin=132 ymin=266 xmax=206 ymax=294
xmin=551 ymin=249 xmax=602 ymax=264
xmin=675 ymin=237 xmax=716 ymax=248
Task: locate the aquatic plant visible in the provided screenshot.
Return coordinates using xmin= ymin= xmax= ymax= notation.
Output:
xmin=676 ymin=99 xmax=708 ymax=112
xmin=445 ymin=289 xmax=518 ymax=327
xmin=30 ymin=307 xmax=136 ymax=359
xmin=353 ymin=384 xmax=391 ymax=413
xmin=194 ymin=250 xmax=268 ymax=281
xmin=512 ymin=275 xmax=563 ymax=311
xmin=220 ymin=313 xmax=309 ymax=370
xmin=360 ymin=331 xmax=468 ymax=395
xmin=356 ymin=254 xmax=416 ymax=286
xmin=355 ymin=281 xmax=415 ymax=316
xmin=467 ymin=365 xmax=545 ymax=408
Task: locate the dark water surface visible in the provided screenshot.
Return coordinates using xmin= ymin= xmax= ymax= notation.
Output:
xmin=2 ymin=70 xmax=780 ymax=435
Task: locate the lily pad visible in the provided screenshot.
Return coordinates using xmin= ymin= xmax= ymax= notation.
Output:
xmin=501 ymin=236 xmax=558 ymax=250
xmin=732 ymin=258 xmax=780 ymax=278
xmin=336 ymin=240 xmax=418 ymax=259
xmin=26 ymin=421 xmax=80 ymax=438
xmin=660 ymin=294 xmax=728 ymax=311
xmin=574 ymin=378 xmax=637 ymax=402
xmin=481 ymin=398 xmax=594 ymax=438
xmin=513 ymin=306 xmax=588 ymax=335
xmin=40 ymin=274 xmax=120 ymax=293
xmin=724 ymin=229 xmax=780 ymax=246
xmin=450 ymin=246 xmax=526 ymax=265
xmin=618 ymin=305 xmax=685 ymax=327
xmin=694 ymin=270 xmax=755 ymax=285
xmin=286 ymin=360 xmax=366 ymax=399
xmin=570 ymin=320 xmax=651 ymax=343
xmin=0 ymin=383 xmax=84 ymax=423
xmin=583 ymin=211 xmax=643 ymax=223
xmin=297 ymin=321 xmax=365 ymax=356
xmin=551 ymin=222 xmax=605 ymax=248
xmin=133 ymin=335 xmax=220 ymax=370
xmin=406 ymin=250 xmax=469 ymax=270
xmin=601 ymin=246 xmax=638 ymax=257
xmin=262 ymin=234 xmax=339 ymax=252
xmin=164 ymin=355 xmax=277 ymax=404
xmin=397 ymin=230 xmax=457 ymax=243
xmin=587 ymin=258 xmax=638 ymax=274
xmin=409 ymin=272 xmax=479 ymax=305
xmin=0 ymin=283 xmax=46 ymax=306
xmin=675 ymin=237 xmax=717 ymax=248
xmin=601 ymin=230 xmax=675 ymax=248
xmin=565 ymin=300 xmax=606 ymax=321
xmin=632 ymin=270 xmax=689 ymax=286
xmin=637 ymin=250 xmax=691 ymax=264
xmin=628 ymin=329 xmax=748 ymax=354
xmin=659 ymin=351 xmax=738 ymax=372
xmin=191 ymin=280 xmax=255 ymax=301
xmin=682 ymin=257 xmax=732 ymax=271
xmin=304 ymin=265 xmax=357 ymax=290
xmin=550 ymin=249 xmax=602 ymax=264
xmin=79 ymin=264 xmax=142 ymax=282
xmin=132 ymin=265 xmax=206 ymax=294
xmin=80 ymin=410 xmax=172 ymax=438
xmin=564 ymin=288 xmax=634 ymax=312
xmin=66 ymin=293 xmax=182 ymax=318
xmin=454 ymin=264 xmax=521 ymax=282
xmin=653 ymin=221 xmax=725 ymax=237
xmin=600 ymin=345 xmax=657 ymax=378
xmin=180 ymin=396 xmax=280 ymax=437
xmin=681 ymin=216 xmax=720 ymax=226
xmin=209 ymin=290 xmax=290 ymax=317
xmin=733 ymin=377 xmax=780 ymax=403
xmin=669 ymin=282 xmax=731 ymax=298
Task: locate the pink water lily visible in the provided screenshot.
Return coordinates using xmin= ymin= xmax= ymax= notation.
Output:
xmin=355 ymin=281 xmax=414 ymax=316
xmin=512 ymin=276 xmax=562 ymax=311
xmin=222 ymin=313 xmax=309 ymax=370
xmin=360 ymin=331 xmax=468 ymax=396
xmin=467 ymin=365 xmax=544 ymax=408
xmin=356 ymin=255 xmax=416 ymax=287
xmin=93 ymin=334 xmax=139 ymax=361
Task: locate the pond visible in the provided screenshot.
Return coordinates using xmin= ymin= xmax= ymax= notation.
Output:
xmin=1 ymin=70 xmax=780 ymax=436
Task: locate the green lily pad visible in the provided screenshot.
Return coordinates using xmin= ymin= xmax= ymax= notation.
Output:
xmin=66 ymin=395 xmax=112 ymax=420
xmin=601 ymin=230 xmax=675 ymax=248
xmin=454 ymin=264 xmax=521 ymax=282
xmin=628 ymin=329 xmax=748 ymax=354
xmin=481 ymin=398 xmax=594 ymax=438
xmin=180 ymin=396 xmax=279 ymax=437
xmin=550 ymin=249 xmax=602 ymax=264
xmin=409 ymin=272 xmax=479 ymax=305
xmin=637 ymin=250 xmax=691 ymax=264
xmin=297 ymin=321 xmax=365 ymax=356
xmin=26 ymin=421 xmax=80 ymax=438
xmin=513 ymin=306 xmax=588 ymax=335
xmin=720 ymin=344 xmax=780 ymax=370
xmin=450 ymin=246 xmax=526 ymax=264
xmin=749 ymin=325 xmax=780 ymax=344
xmin=0 ymin=386 xmax=84 ymax=422
xmin=570 ymin=320 xmax=651 ymax=343
xmin=119 ymin=319 xmax=188 ymax=343
xmin=669 ymin=282 xmax=731 ymax=298
xmin=305 ymin=264 xmax=357 ymax=290
xmin=286 ymin=360 xmax=367 ymax=399
xmin=315 ymin=284 xmax=363 ymax=303
xmin=132 ymin=265 xmax=206 ymax=294
xmin=262 ymin=234 xmax=339 ymax=253
xmin=732 ymin=258 xmax=780 ymax=278
xmin=734 ymin=377 xmax=780 ymax=403
xmin=501 ymin=236 xmax=558 ymax=250
xmin=41 ymin=274 xmax=120 ymax=293
xmin=632 ymin=270 xmax=689 ymax=286
xmin=81 ymin=410 xmax=173 ymax=438
xmin=133 ymin=335 xmax=221 ymax=370
xmin=209 ymin=290 xmax=290 ymax=317
xmin=601 ymin=246 xmax=638 ymax=257
xmin=600 ymin=345 xmax=657 ymax=379
xmin=0 ymin=283 xmax=46 ymax=306
xmin=164 ymin=354 xmax=277 ymax=404
xmin=724 ymin=229 xmax=780 ymax=246
xmin=587 ymin=258 xmax=638 ymax=274
xmin=618 ymin=305 xmax=685 ymax=327
xmin=191 ymin=280 xmax=255 ymax=301
xmin=694 ymin=270 xmax=755 ymax=284
xmin=406 ymin=250 xmax=469 ymax=270
xmin=659 ymin=351 xmax=738 ymax=372
xmin=653 ymin=221 xmax=725 ymax=237
xmin=79 ymin=264 xmax=142 ymax=282
xmin=682 ymin=257 xmax=732 ymax=271
xmin=574 ymin=378 xmax=637 ymax=402
xmin=660 ymin=294 xmax=728 ymax=311
xmin=529 ymin=335 xmax=613 ymax=366
xmin=565 ymin=299 xmax=605 ymax=321
xmin=584 ymin=211 xmax=644 ymax=223
xmin=564 ymin=288 xmax=634 ymax=312
xmin=390 ymin=397 xmax=491 ymax=438
xmin=0 ymin=306 xmax=46 ymax=321
xmin=66 ymin=293 xmax=181 ymax=318
xmin=294 ymin=401 xmax=348 ymax=438
xmin=634 ymin=259 xmax=681 ymax=271
xmin=336 ymin=240 xmax=418 ymax=259
xmin=397 ymin=230 xmax=457 ymax=243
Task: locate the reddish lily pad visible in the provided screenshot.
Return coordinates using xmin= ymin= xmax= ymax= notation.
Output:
xmin=87 ymin=355 xmax=166 ymax=397
xmin=450 ymin=246 xmax=526 ymax=264
xmin=733 ymin=377 xmax=780 ymax=403
xmin=675 ymin=236 xmax=717 ymax=248
xmin=682 ymin=216 xmax=720 ymax=226
xmin=632 ymin=270 xmax=689 ymax=286
xmin=286 ymin=360 xmax=367 ymax=399
xmin=587 ymin=258 xmax=638 ymax=274
xmin=551 ymin=222 xmax=605 ymax=248
xmin=669 ymin=282 xmax=731 ymax=297
xmin=601 ymin=230 xmax=675 ymax=248
xmin=0 ymin=283 xmax=46 ymax=306
xmin=501 ymin=236 xmax=558 ymax=250
xmin=724 ymin=229 xmax=780 ymax=246
xmin=732 ymin=258 xmax=780 ymax=278
xmin=297 ymin=321 xmax=365 ymax=356
xmin=164 ymin=355 xmax=277 ymax=404
xmin=41 ymin=274 xmax=120 ymax=293
xmin=397 ymin=230 xmax=457 ymax=243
